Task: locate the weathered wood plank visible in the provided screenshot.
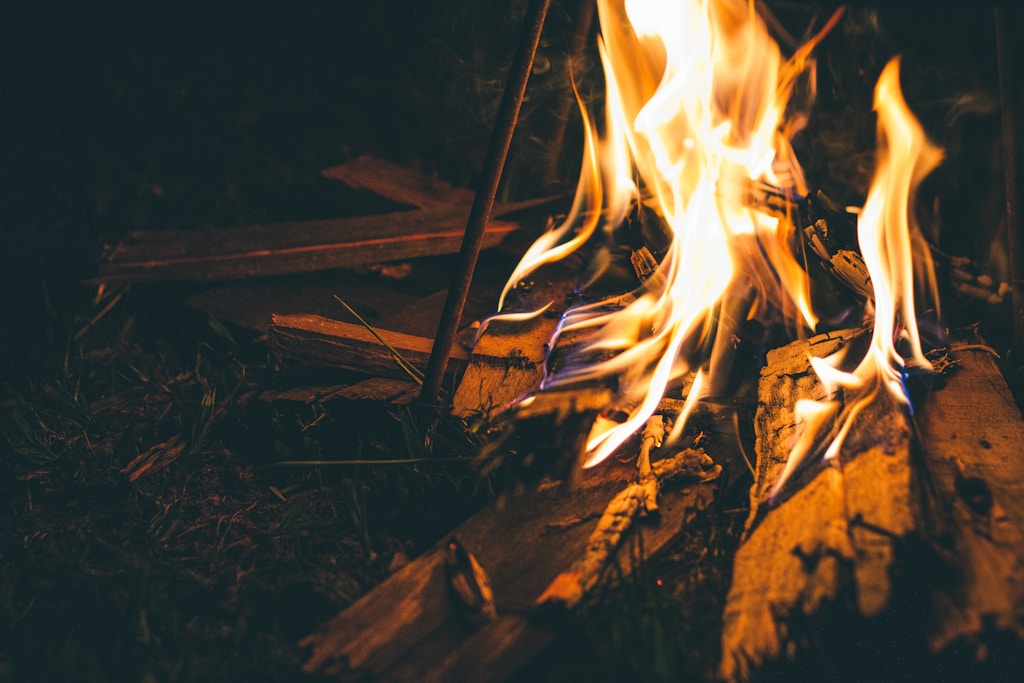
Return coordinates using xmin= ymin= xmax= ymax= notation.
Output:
xmin=185 ymin=272 xmax=427 ymax=332
xmin=96 ymin=208 xmax=511 ymax=283
xmin=258 ymin=378 xmax=420 ymax=405
xmin=95 ymin=196 xmax=556 ymax=284
xmin=721 ymin=331 xmax=1024 ymax=680
xmin=266 ymin=314 xmax=469 ymax=380
xmin=321 ymin=155 xmax=475 ymax=209
xmin=721 ymin=329 xmax=922 ymax=681
xmin=917 ymin=343 xmax=1024 ymax=653
xmin=300 ymin=455 xmax=720 ymax=682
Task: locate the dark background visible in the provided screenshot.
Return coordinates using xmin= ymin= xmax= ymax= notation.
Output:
xmin=0 ymin=0 xmax=578 ymax=374
xmin=1 ymin=0 xmax=1018 ymax=374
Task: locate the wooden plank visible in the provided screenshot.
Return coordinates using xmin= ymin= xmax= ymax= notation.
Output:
xmin=721 ymin=331 xmax=1024 ymax=680
xmin=95 ymin=197 xmax=556 ymax=284
xmin=258 ymin=378 xmax=420 ymax=405
xmin=450 ymin=261 xmax=583 ymax=422
xmin=96 ymin=207 xmax=509 ymax=283
xmin=451 ymin=315 xmax=559 ymax=422
xmin=916 ymin=342 xmax=1024 ymax=653
xmin=721 ymin=329 xmax=922 ymax=681
xmin=266 ymin=314 xmax=469 ymax=380
xmin=299 ymin=454 xmax=720 ymax=682
xmin=186 ymin=272 xmax=427 ymax=332
xmin=334 ymin=377 xmax=421 ymax=404
xmin=321 ymin=155 xmax=474 ymax=209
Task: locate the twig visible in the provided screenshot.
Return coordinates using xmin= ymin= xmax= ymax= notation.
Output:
xmin=536 ymin=447 xmax=721 ymax=609
xmin=74 ymin=285 xmax=127 ymax=342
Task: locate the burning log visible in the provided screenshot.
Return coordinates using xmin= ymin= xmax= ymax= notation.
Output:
xmin=720 ymin=330 xmax=1024 ymax=681
xmin=720 ymin=329 xmax=915 ymax=680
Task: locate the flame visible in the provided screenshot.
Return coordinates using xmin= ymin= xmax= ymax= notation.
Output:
xmin=490 ymin=1 xmax=939 ymax=476
xmin=774 ymin=58 xmax=943 ymax=495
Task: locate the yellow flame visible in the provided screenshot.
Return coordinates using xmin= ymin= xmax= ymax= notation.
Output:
xmin=495 ymin=0 xmax=833 ymax=467
xmin=493 ymin=2 xmax=936 ymax=476
xmin=773 ymin=58 xmax=944 ymax=496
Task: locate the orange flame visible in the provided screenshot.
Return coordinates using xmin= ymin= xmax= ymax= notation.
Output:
xmin=489 ymin=1 xmax=938 ymax=476
xmin=775 ymin=58 xmax=943 ymax=494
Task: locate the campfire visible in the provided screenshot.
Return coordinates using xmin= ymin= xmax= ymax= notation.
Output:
xmin=87 ymin=1 xmax=1024 ymax=680
xmin=487 ymin=0 xmax=940 ymax=483
xmin=284 ymin=3 xmax=1024 ymax=680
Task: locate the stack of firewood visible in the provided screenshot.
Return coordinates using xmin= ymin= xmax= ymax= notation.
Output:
xmin=96 ymin=157 xmax=1024 ymax=682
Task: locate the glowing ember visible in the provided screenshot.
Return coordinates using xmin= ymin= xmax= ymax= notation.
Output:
xmin=486 ymin=1 xmax=941 ymax=478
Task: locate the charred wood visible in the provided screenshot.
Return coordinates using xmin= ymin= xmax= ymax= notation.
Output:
xmin=748 ymin=185 xmax=1011 ymax=306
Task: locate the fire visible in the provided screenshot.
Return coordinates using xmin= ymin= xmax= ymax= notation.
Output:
xmin=488 ymin=1 xmax=941 ymax=477
xmin=776 ymin=58 xmax=943 ymax=495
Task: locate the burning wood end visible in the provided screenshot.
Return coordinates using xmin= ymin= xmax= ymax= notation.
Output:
xmin=536 ymin=429 xmax=721 ymax=611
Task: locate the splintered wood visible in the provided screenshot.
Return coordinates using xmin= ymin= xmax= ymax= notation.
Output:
xmin=721 ymin=331 xmax=1024 ymax=681
xmin=537 ymin=446 xmax=721 ymax=610
xmin=300 ymin=456 xmax=720 ymax=683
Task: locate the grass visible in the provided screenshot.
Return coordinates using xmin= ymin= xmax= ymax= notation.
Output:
xmin=0 ymin=292 xmax=489 ymax=682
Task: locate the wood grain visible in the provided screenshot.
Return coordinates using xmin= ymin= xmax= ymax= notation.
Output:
xmin=721 ymin=332 xmax=1024 ymax=680
xmin=266 ymin=314 xmax=469 ymax=380
xmin=96 ymin=196 xmax=556 ymax=284
xmin=300 ymin=456 xmax=720 ymax=682
xmin=321 ymin=155 xmax=475 ymax=209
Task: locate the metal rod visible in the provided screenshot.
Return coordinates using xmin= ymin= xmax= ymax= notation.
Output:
xmin=995 ymin=6 xmax=1022 ymax=356
xmin=419 ymin=0 xmax=552 ymax=406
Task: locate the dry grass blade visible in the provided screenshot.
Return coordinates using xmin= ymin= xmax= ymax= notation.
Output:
xmin=332 ymin=295 xmax=428 ymax=387
xmin=120 ymin=435 xmax=187 ymax=482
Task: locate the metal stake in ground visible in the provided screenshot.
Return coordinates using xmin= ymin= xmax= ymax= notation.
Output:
xmin=418 ymin=0 xmax=552 ymax=407
xmin=996 ymin=7 xmax=1023 ymax=362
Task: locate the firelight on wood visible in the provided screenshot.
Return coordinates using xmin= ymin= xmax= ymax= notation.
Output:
xmin=482 ymin=0 xmax=939 ymax=497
